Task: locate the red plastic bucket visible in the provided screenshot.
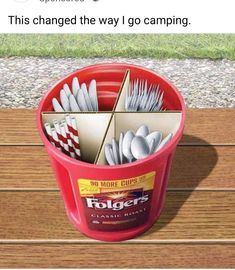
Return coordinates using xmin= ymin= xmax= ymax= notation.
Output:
xmin=37 ymin=63 xmax=185 ymax=241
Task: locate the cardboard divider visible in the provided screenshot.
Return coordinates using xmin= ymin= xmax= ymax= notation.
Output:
xmin=41 ymin=69 xmax=131 ymax=164
xmin=115 ymin=112 xmax=182 ymax=137
xmin=96 ymin=112 xmax=182 ymax=165
xmin=113 ymin=69 xmax=130 ymax=112
xmin=94 ymin=114 xmax=115 ymax=165
xmin=42 ymin=112 xmax=112 ymax=163
xmin=42 ymin=68 xmax=183 ymax=165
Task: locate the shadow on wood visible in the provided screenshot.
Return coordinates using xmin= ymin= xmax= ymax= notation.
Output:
xmin=144 ymin=134 xmax=218 ymax=236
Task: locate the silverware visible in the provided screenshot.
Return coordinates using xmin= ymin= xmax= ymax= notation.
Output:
xmin=155 ymin=133 xmax=173 ymax=152
xmin=52 ymin=77 xmax=99 ymax=112
xmin=146 ymin=131 xmax=162 ymax=152
xmin=105 ymin=144 xmax=116 ymax=165
xmin=63 ymin=84 xmax=71 ymax=97
xmin=77 ymin=88 xmax=89 ymax=111
xmin=69 ymin=94 xmax=81 ymax=112
xmin=60 ymin=90 xmax=70 ymax=111
xmin=136 ymin=125 xmax=149 ymax=137
xmin=131 ymin=136 xmax=150 ymax=160
xmin=122 ymin=130 xmax=135 ymax=162
xmin=149 ymin=138 xmax=156 ymax=154
xmin=119 ymin=132 xmax=124 ymax=164
xmin=52 ymin=98 xmax=64 ymax=112
xmin=81 ymin=83 xmax=94 ymax=111
xmin=72 ymin=77 xmax=80 ymax=97
xmin=104 ymin=126 xmax=173 ymax=166
xmin=89 ymin=80 xmax=98 ymax=111
xmin=112 ymin=138 xmax=120 ymax=165
xmin=125 ymin=80 xmax=164 ymax=112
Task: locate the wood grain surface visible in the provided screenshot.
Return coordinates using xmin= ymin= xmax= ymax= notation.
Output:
xmin=0 ymin=109 xmax=39 ymax=145
xmin=0 ymin=108 xmax=234 ymax=268
xmin=0 ymin=109 xmax=234 ymax=145
xmin=0 ymin=244 xmax=235 ymax=268
xmin=0 ymin=146 xmax=234 ymax=189
xmin=0 ymin=191 xmax=234 ymax=241
xmin=183 ymin=108 xmax=235 ymax=145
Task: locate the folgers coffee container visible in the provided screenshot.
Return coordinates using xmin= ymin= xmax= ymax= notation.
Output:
xmin=37 ymin=63 xmax=186 ymax=241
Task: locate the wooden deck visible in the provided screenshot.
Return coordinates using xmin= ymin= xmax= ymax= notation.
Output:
xmin=0 ymin=108 xmax=234 ymax=268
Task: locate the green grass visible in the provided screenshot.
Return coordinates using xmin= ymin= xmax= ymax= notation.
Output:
xmin=0 ymin=34 xmax=234 ymax=59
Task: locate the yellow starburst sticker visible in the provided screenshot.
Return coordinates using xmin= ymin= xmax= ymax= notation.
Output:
xmin=78 ymin=171 xmax=155 ymax=196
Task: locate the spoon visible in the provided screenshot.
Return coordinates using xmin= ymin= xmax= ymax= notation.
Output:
xmin=149 ymin=138 xmax=156 ymax=154
xmin=119 ymin=132 xmax=124 ymax=164
xmin=112 ymin=138 xmax=120 ymax=165
xmin=155 ymin=133 xmax=173 ymax=152
xmin=131 ymin=136 xmax=150 ymax=160
xmin=122 ymin=131 xmax=135 ymax=162
xmin=105 ymin=144 xmax=116 ymax=166
xmin=146 ymin=131 xmax=162 ymax=152
xmin=136 ymin=125 xmax=149 ymax=137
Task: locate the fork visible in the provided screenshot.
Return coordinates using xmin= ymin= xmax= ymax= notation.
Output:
xmin=125 ymin=80 xmax=164 ymax=112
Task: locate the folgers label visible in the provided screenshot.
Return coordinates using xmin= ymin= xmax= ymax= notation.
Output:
xmin=78 ymin=172 xmax=155 ymax=231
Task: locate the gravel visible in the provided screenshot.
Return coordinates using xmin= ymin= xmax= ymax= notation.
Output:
xmin=0 ymin=57 xmax=234 ymax=108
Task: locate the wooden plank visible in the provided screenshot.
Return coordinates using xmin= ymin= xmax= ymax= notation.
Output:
xmin=0 ymin=109 xmax=40 ymax=145
xmin=1 ymin=146 xmax=234 ymax=189
xmin=0 ymin=244 xmax=234 ymax=268
xmin=0 ymin=109 xmax=234 ymax=145
xmin=0 ymin=191 xmax=234 ymax=241
xmin=171 ymin=146 xmax=235 ymax=189
xmin=182 ymin=108 xmax=235 ymax=145
xmin=0 ymin=146 xmax=53 ymax=189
